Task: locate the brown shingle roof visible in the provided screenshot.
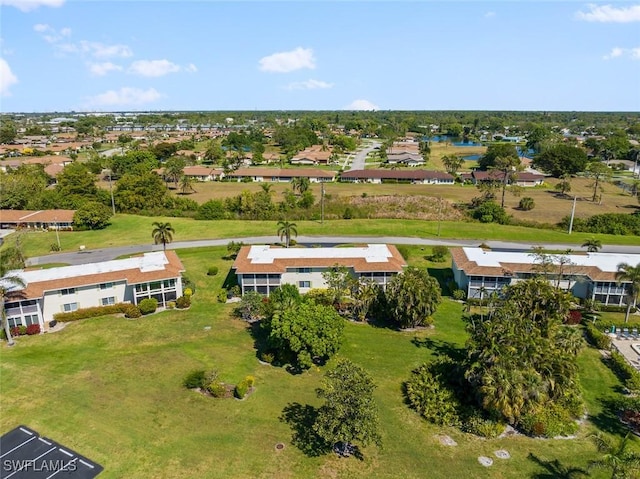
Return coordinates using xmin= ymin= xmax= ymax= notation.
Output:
xmin=227 ymin=168 xmax=336 ymax=179
xmin=340 ymin=169 xmax=453 ymax=181
xmin=0 ymin=209 xmax=76 ymax=223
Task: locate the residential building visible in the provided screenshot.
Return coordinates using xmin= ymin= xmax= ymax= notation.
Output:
xmin=340 ymin=169 xmax=454 ymax=184
xmin=0 ymin=210 xmax=75 ymax=230
xmin=451 ymin=247 xmax=639 ymax=306
xmin=225 ymin=167 xmax=336 ymax=183
xmin=3 ymin=251 xmax=185 ymax=331
xmin=233 ymin=244 xmax=407 ymax=295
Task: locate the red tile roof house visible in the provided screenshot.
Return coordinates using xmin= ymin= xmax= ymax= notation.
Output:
xmin=0 ymin=210 xmax=76 ymax=230
xmin=290 ymin=146 xmax=333 ymax=165
xmin=3 ymin=251 xmax=185 ymax=332
xmin=451 ymin=247 xmax=640 ymax=306
xmin=340 ymin=169 xmax=454 ymax=185
xmin=233 ymin=244 xmax=406 ymax=295
xmin=225 ymin=168 xmax=336 ymax=183
xmin=385 ymin=152 xmax=425 ymax=167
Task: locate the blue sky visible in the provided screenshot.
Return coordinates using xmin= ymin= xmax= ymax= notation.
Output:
xmin=1 ymin=1 xmax=639 ymax=112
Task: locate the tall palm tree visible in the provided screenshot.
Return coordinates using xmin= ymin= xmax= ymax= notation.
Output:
xmin=277 ymin=220 xmax=297 ymax=248
xmin=0 ymin=262 xmax=25 ymax=347
xmin=152 ymin=221 xmax=175 ymax=252
xmin=582 ymin=237 xmax=602 ymax=253
xmin=291 ymin=177 xmax=310 ymax=195
xmin=589 ymin=432 xmax=640 ymax=479
xmin=179 ymin=175 xmax=195 ymax=195
xmin=616 ymin=263 xmax=640 ymax=323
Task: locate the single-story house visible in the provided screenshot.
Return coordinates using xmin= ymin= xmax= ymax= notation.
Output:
xmin=385 ymin=153 xmax=425 ymax=167
xmin=471 ymin=170 xmax=545 ymax=187
xmin=0 ymin=209 xmax=76 ymax=230
xmin=155 ymin=166 xmax=224 ymax=182
xmin=340 ymin=169 xmax=454 ymax=185
xmin=225 ymin=168 xmax=336 ymax=183
xmin=290 ymin=146 xmax=333 ymax=165
xmin=451 ymin=247 xmax=640 ymax=306
xmin=233 ymin=244 xmax=407 ymax=295
xmin=3 ymin=251 xmax=185 ymax=331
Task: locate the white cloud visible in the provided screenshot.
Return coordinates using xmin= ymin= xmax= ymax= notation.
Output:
xmin=185 ymin=63 xmax=198 ymax=73
xmin=285 ymin=79 xmax=334 ymax=90
xmin=128 ymin=59 xmax=181 ymax=77
xmin=0 ymin=0 xmax=64 ymax=12
xmin=344 ymin=99 xmax=379 ymax=111
xmin=576 ymin=4 xmax=640 ymax=23
xmin=0 ymin=58 xmax=18 ymax=96
xmin=60 ymin=27 xmax=71 ymax=37
xmin=82 ymin=41 xmax=133 ymax=58
xmin=88 ymin=62 xmax=123 ymax=76
xmin=84 ymin=87 xmax=162 ymax=107
xmin=33 ymin=23 xmax=51 ymax=32
xmin=484 ymin=11 xmax=496 ymax=18
xmin=259 ymin=47 xmax=316 ymax=73
xmin=603 ymin=46 xmax=640 ymax=60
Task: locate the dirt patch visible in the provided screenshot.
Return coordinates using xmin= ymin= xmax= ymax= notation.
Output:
xmin=437 ymin=435 xmax=457 ymax=446
xmin=478 ymin=456 xmax=493 ymax=467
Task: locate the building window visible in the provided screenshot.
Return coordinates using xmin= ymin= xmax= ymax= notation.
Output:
xmin=101 ymin=297 xmax=116 ymax=306
xmin=298 ymin=281 xmax=311 ymax=288
xmin=24 ymin=315 xmax=39 ymax=326
xmin=100 ymin=282 xmax=114 ymax=290
xmin=60 ymin=288 xmax=76 ymax=295
xmin=297 ymin=268 xmax=311 ymax=274
xmin=62 ymin=302 xmax=78 ymax=312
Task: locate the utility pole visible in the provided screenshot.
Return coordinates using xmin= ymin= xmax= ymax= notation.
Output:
xmin=54 ymin=217 xmax=61 ymax=250
xmin=568 ymin=195 xmax=577 ymax=234
xmin=437 ymin=196 xmax=443 ymax=237
xmin=321 ymin=181 xmax=325 ymax=225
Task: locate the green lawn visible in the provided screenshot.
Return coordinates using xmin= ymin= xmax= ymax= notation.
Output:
xmin=8 ymin=213 xmax=639 ymax=259
xmin=0 ymin=246 xmax=622 ymax=478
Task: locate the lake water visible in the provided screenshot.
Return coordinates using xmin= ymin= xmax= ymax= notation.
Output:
xmin=462 ymin=154 xmax=481 ymax=161
xmin=423 ymin=135 xmax=483 ymax=147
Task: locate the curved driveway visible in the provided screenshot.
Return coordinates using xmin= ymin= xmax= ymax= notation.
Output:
xmin=25 ymin=235 xmax=640 ymax=267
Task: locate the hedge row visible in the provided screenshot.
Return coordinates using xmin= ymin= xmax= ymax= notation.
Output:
xmin=609 ymin=351 xmax=640 ymax=393
xmin=53 ymin=303 xmax=131 ymax=322
xmin=584 ymin=323 xmax=612 ymax=350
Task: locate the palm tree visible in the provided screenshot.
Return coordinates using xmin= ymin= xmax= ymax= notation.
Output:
xmin=179 ymin=175 xmax=195 ymax=195
xmin=291 ymin=177 xmax=310 ymax=195
xmin=616 ymin=263 xmax=640 ymax=323
xmin=589 ymin=432 xmax=640 ymax=479
xmin=152 ymin=221 xmax=175 ymax=252
xmin=277 ymin=220 xmax=297 ymax=248
xmin=1 ymin=273 xmax=25 ymax=347
xmin=582 ymin=237 xmax=602 ymax=253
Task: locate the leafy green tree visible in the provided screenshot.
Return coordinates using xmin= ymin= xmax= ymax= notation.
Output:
xmin=555 ymin=174 xmax=572 ymax=197
xmin=478 ymin=143 xmax=519 ymax=170
xmin=114 ymin=171 xmax=169 ymax=212
xmin=298 ymin=190 xmax=315 ymax=209
xmin=0 ymin=120 xmax=17 ymax=144
xmin=616 ymin=262 xmax=640 ymax=323
xmin=589 ymin=432 xmax=640 ymax=479
xmin=55 ymin=162 xmax=98 ymax=204
xmin=322 ymin=265 xmax=352 ymax=305
xmin=72 ymin=201 xmax=113 ymax=230
xmin=472 ymin=201 xmax=510 ymax=224
xmin=385 ymin=266 xmax=442 ymax=328
xmin=519 ymin=197 xmax=535 ymax=211
xmin=532 ymin=144 xmax=589 ymax=177
xmin=151 ymin=221 xmax=175 ymax=251
xmin=267 ymin=301 xmax=344 ymax=370
xmin=0 ymin=247 xmax=26 ymax=347
xmin=442 ymin=154 xmax=464 ymax=175
xmin=204 ymin=140 xmax=225 ymax=164
xmin=492 ymin=155 xmax=523 ymax=207
xmin=0 ymin=164 xmax=50 ymax=209
xmin=313 ymin=359 xmax=381 ymax=454
xmin=291 ymin=176 xmax=311 ymax=195
xmin=525 ymin=125 xmax=556 ymax=153
xmin=111 ymin=150 xmax=158 ymax=177
xmin=586 ymin=162 xmax=612 ymax=203
xmin=179 ymin=175 xmax=196 ymax=195
xmin=164 ymin=156 xmax=186 ymax=188
xmin=349 ymin=277 xmax=380 ymax=322
xmin=151 ymin=142 xmax=178 ymax=162
xmin=277 ymin=220 xmax=297 ymax=248
xmin=582 ymin=237 xmax=602 ymax=252
xmin=235 ymin=291 xmax=264 ymax=321
xmin=196 ymin=199 xmax=228 ymax=220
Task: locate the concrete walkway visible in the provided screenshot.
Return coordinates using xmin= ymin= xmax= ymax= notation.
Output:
xmin=25 ymin=235 xmax=640 ymax=266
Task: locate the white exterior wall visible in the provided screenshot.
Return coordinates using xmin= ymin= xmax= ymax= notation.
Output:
xmin=281 ymin=269 xmax=328 ymax=292
xmin=42 ymin=280 xmax=128 ymax=323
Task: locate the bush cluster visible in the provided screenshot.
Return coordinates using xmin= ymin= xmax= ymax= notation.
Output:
xmin=234 ymin=379 xmax=249 ymax=399
xmin=138 ymin=298 xmax=158 ymax=315
xmin=176 ymin=295 xmax=191 ymax=309
xmin=609 ymin=351 xmax=640 ymax=393
xmin=183 ymin=370 xmax=206 ymax=389
xmin=217 ymin=289 xmax=228 ymax=303
xmin=26 ymin=324 xmax=41 ymax=335
xmin=124 ymin=305 xmax=142 ymax=318
xmin=460 ymin=412 xmax=505 ymax=438
xmin=7 ymin=325 xmax=40 ymax=337
xmin=54 ymin=303 xmax=131 ymax=322
xmin=600 ymin=305 xmax=637 ymax=313
xmin=520 ymin=404 xmax=579 ymax=438
xmin=565 ymin=310 xmax=582 ymax=325
xmin=207 ymin=266 xmax=219 ymax=276
xmin=584 ymin=323 xmax=612 ymax=350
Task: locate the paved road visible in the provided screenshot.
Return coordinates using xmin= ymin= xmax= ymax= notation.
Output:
xmin=25 ymin=235 xmax=640 ymax=266
xmin=346 ymin=140 xmax=381 ymax=171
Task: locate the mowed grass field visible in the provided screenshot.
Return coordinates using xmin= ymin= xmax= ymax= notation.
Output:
xmin=0 ymin=246 xmax=624 ymax=478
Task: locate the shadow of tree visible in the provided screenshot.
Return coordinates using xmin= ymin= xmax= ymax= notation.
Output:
xmin=279 ymin=402 xmax=331 ymax=457
xmin=411 ymin=336 xmax=467 ymax=362
xmin=527 ymin=453 xmax=588 ymax=478
xmin=589 ymin=395 xmax=634 ymax=436
xmin=427 ymin=267 xmax=454 ymax=295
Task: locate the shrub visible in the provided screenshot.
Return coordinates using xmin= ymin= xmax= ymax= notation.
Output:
xmin=124 ymin=305 xmax=142 ymax=318
xmin=610 ymin=351 xmax=640 ymax=393
xmin=230 ymin=285 xmax=241 ymax=297
xmin=601 ymin=305 xmax=638 ymax=313
xmin=50 ymin=243 xmax=61 ymax=252
xmin=167 ymin=301 xmax=176 ymax=309
xmin=10 ymin=326 xmax=27 ymax=337
xmin=176 ymin=295 xmax=191 ymax=309
xmin=584 ymin=323 xmax=612 ymax=350
xmin=461 ymin=412 xmax=505 ymax=438
xmin=207 ymin=266 xmax=219 ymax=276
xmin=472 ymin=201 xmax=510 ymax=224
xmin=452 ymin=289 xmax=466 ymax=301
xmin=343 ymin=207 xmax=353 ymax=219
xmin=183 ymin=370 xmax=206 ymax=389
xmin=244 ymin=375 xmax=255 ymax=388
xmin=184 ymin=287 xmax=193 ymax=298
xmin=431 ymin=245 xmax=449 ymax=262
xmin=217 ymin=289 xmax=228 ymax=303
xmin=260 ymin=351 xmax=275 ymax=364
xmin=207 ymin=382 xmax=227 ymax=398
xmin=54 ymin=303 xmax=131 ymax=322
xmin=565 ymin=310 xmax=582 ymax=325
xmin=519 ymin=197 xmax=535 ymax=211
xmin=25 ymin=324 xmax=41 ymax=335
xmin=396 ymin=245 xmax=410 ymax=260
xmin=138 ymin=298 xmax=158 ymax=315
xmin=235 ymin=379 xmax=249 ymax=399
xmin=519 ymin=404 xmax=579 ymax=438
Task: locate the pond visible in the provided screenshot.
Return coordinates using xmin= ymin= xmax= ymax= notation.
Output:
xmin=422 ymin=135 xmax=483 ymax=147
